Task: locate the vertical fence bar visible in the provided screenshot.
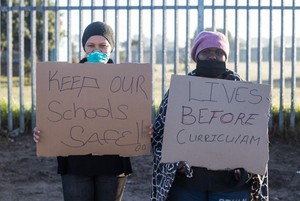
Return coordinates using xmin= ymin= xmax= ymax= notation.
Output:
xmin=103 ymin=0 xmax=108 ymax=60
xmin=91 ymin=0 xmax=95 ymax=22
xmin=19 ymin=0 xmax=25 ymax=134
xmin=54 ymin=0 xmax=60 ymax=61
xmin=0 ymin=1 xmax=2 ymax=130
xmin=279 ymin=0 xmax=285 ymax=130
xmin=290 ymin=0 xmax=296 ymax=128
xmin=211 ymin=0 xmax=215 ymax=31
xmin=150 ymin=0 xmax=155 ymax=66
xmin=78 ymin=0 xmax=83 ymax=59
xmin=198 ymin=0 xmax=204 ymax=32
xmin=268 ymin=0 xmax=274 ymax=128
xmin=7 ymin=0 xmax=13 ymax=132
xmin=245 ymin=0 xmax=251 ymax=81
xmin=184 ymin=0 xmax=190 ymax=75
xmin=234 ymin=0 xmax=239 ymax=72
xmin=126 ymin=0 xmax=131 ymax=63
xmin=150 ymin=0 xmax=156 ymax=119
xmin=161 ymin=0 xmax=166 ymax=97
xmin=67 ymin=0 xmax=72 ymax=62
xmin=30 ymin=0 xmax=36 ymax=129
xmin=257 ymin=0 xmax=262 ymax=84
xmin=138 ymin=0 xmax=143 ymax=63
xmin=103 ymin=0 xmax=107 ymax=26
xmin=114 ymin=0 xmax=120 ymax=63
xmin=223 ymin=0 xmax=227 ymax=35
xmin=42 ymin=0 xmax=48 ymax=61
xmin=173 ymin=0 xmax=178 ymax=74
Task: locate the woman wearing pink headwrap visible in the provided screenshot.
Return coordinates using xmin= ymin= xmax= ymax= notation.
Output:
xmin=151 ymin=31 xmax=268 ymax=201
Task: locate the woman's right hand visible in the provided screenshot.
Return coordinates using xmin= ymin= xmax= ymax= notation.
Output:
xmin=177 ymin=161 xmax=188 ymax=174
xmin=32 ymin=127 xmax=41 ymax=143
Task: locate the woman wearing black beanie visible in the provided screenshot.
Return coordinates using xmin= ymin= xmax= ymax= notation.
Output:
xmin=33 ymin=21 xmax=132 ymax=201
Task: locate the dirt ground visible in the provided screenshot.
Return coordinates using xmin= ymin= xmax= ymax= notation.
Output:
xmin=0 ymin=133 xmax=299 ymax=201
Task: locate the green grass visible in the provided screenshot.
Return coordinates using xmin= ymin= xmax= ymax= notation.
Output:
xmin=0 ymin=76 xmax=32 ymax=107
xmin=1 ymin=61 xmax=300 ymax=137
xmin=0 ymin=100 xmax=32 ymax=133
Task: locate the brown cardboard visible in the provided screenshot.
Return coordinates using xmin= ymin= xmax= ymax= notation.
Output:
xmin=36 ymin=62 xmax=152 ymax=157
xmin=161 ymin=75 xmax=270 ymax=175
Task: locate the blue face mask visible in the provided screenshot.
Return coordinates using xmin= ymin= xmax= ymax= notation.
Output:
xmin=87 ymin=50 xmax=109 ymax=63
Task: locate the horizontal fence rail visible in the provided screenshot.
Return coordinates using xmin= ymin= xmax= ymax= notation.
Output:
xmin=0 ymin=0 xmax=299 ymax=135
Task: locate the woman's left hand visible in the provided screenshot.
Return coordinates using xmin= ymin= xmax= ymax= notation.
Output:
xmin=148 ymin=124 xmax=153 ymax=138
xmin=234 ymin=168 xmax=241 ymax=180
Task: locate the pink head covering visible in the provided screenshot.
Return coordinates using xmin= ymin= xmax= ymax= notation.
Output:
xmin=191 ymin=31 xmax=230 ymax=62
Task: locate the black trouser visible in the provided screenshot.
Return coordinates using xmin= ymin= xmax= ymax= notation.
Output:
xmin=61 ymin=174 xmax=127 ymax=201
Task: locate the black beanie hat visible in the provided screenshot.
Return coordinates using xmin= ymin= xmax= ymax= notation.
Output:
xmin=82 ymin=21 xmax=114 ymax=52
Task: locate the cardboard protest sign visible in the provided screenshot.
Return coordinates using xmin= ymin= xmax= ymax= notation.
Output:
xmin=36 ymin=62 xmax=152 ymax=157
xmin=161 ymin=75 xmax=270 ymax=175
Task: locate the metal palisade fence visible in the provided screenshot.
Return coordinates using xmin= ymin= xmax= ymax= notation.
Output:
xmin=0 ymin=0 xmax=299 ymax=135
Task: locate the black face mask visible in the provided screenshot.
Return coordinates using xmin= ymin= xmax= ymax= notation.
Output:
xmin=195 ymin=60 xmax=226 ymax=78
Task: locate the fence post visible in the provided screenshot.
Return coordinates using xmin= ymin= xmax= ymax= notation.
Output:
xmin=42 ymin=0 xmax=48 ymax=61
xmin=279 ymin=0 xmax=285 ymax=131
xmin=268 ymin=0 xmax=274 ymax=129
xmin=7 ymin=0 xmax=13 ymax=132
xmin=197 ymin=0 xmax=204 ymax=32
xmin=30 ymin=0 xmax=37 ymax=130
xmin=0 ymin=0 xmax=2 ymax=130
xmin=0 ymin=1 xmax=299 ymax=134
xmin=19 ymin=0 xmax=25 ymax=134
xmin=290 ymin=0 xmax=296 ymax=129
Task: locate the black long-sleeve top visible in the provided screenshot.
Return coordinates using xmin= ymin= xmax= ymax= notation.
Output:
xmin=57 ymin=57 xmax=132 ymax=176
